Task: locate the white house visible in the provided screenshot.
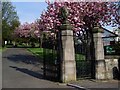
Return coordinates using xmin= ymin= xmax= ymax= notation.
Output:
xmin=102 ymin=28 xmax=118 ymax=46
xmin=113 ymin=28 xmax=120 ymax=42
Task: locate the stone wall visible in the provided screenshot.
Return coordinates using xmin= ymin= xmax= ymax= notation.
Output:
xmin=105 ymin=55 xmax=120 ymax=79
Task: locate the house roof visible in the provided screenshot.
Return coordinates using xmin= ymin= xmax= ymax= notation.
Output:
xmin=102 ymin=27 xmax=118 ymax=38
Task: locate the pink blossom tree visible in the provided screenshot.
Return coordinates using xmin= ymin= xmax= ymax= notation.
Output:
xmin=14 ymin=22 xmax=31 ymax=46
xmin=40 ymin=1 xmax=119 ymax=32
xmin=14 ymin=22 xmax=31 ymax=38
xmin=29 ymin=21 xmax=42 ymax=47
xmin=14 ymin=21 xmax=41 ymax=47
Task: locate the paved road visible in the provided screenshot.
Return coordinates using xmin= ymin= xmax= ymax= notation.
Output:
xmin=2 ymin=48 xmax=74 ymax=88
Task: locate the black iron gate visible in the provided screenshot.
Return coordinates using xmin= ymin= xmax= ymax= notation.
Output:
xmin=74 ymin=29 xmax=95 ymax=79
xmin=75 ymin=44 xmax=92 ymax=79
xmin=42 ymin=32 xmax=60 ymax=81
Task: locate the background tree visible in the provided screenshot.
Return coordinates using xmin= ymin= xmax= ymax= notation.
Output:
xmin=0 ymin=1 xmax=1 ymax=46
xmin=14 ymin=22 xmax=31 ymax=46
xmin=14 ymin=21 xmax=41 ymax=47
xmin=2 ymin=2 xmax=20 ymax=46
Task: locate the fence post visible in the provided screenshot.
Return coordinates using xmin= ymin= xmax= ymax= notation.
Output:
xmin=59 ymin=7 xmax=76 ymax=83
xmin=92 ymin=26 xmax=106 ymax=80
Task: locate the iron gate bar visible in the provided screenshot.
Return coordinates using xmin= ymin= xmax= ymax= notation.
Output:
xmin=43 ymin=32 xmax=60 ymax=81
xmin=74 ymin=30 xmax=93 ymax=79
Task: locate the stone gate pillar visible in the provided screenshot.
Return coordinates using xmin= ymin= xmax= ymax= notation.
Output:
xmin=58 ymin=6 xmax=76 ymax=83
xmin=93 ymin=26 xmax=106 ymax=80
xmin=60 ymin=21 xmax=76 ymax=83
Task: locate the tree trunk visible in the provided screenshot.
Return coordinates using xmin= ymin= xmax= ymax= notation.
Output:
xmin=39 ymin=37 xmax=43 ymax=48
xmin=2 ymin=39 xmax=5 ymax=47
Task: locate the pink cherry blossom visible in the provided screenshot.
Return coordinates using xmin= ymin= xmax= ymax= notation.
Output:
xmin=39 ymin=1 xmax=119 ymax=32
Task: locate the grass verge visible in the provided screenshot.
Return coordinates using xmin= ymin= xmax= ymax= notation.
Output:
xmin=0 ymin=47 xmax=6 ymax=52
xmin=27 ymin=48 xmax=44 ymax=61
xmin=27 ymin=48 xmax=85 ymax=61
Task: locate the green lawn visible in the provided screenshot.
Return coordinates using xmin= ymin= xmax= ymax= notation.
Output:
xmin=27 ymin=48 xmax=44 ymax=61
xmin=0 ymin=47 xmax=6 ymax=52
xmin=75 ymin=54 xmax=85 ymax=60
xmin=27 ymin=48 xmax=85 ymax=61
xmin=27 ymin=48 xmax=58 ymax=62
xmin=0 ymin=47 xmax=2 ymax=52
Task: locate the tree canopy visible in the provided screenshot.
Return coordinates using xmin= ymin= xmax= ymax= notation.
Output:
xmin=2 ymin=2 xmax=20 ymax=41
xmin=39 ymin=2 xmax=119 ymax=32
xmin=14 ymin=21 xmax=40 ymax=38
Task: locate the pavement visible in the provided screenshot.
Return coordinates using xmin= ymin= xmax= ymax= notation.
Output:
xmin=68 ymin=79 xmax=120 ymax=90
xmin=2 ymin=48 xmax=120 ymax=90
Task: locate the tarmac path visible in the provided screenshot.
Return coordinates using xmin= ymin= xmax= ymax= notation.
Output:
xmin=2 ymin=48 xmax=74 ymax=88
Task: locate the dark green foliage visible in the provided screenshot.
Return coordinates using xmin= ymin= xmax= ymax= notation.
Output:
xmin=2 ymin=2 xmax=20 ymax=44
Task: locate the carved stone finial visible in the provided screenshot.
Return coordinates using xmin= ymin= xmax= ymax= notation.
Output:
xmin=59 ymin=6 xmax=69 ymax=22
